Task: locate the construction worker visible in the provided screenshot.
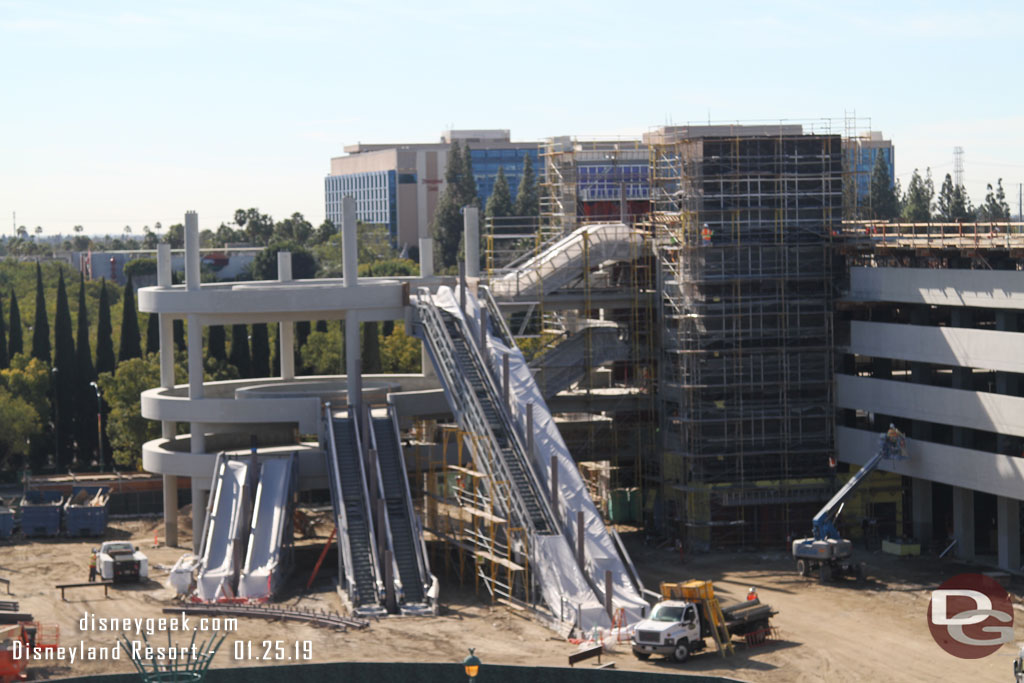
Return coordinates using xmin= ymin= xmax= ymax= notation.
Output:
xmin=747 ymin=587 xmax=758 ymax=602
xmin=88 ymin=551 xmax=97 ymax=582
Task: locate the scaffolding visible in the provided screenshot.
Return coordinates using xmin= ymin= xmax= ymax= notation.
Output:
xmin=648 ymin=127 xmax=841 ymax=548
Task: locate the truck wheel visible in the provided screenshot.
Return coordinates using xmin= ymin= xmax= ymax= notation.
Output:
xmin=819 ymin=563 xmax=832 ymax=583
xmin=672 ymin=640 xmax=690 ymax=663
xmin=796 ymin=559 xmax=808 ymax=577
xmin=634 ymin=652 xmax=650 ymax=661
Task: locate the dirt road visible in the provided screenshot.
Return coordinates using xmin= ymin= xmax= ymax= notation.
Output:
xmin=1 ymin=519 xmax=1018 ymax=682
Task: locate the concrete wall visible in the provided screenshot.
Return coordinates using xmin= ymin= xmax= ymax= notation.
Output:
xmin=848 ymin=320 xmax=1024 ymax=373
xmin=848 ymin=266 xmax=1024 ymax=309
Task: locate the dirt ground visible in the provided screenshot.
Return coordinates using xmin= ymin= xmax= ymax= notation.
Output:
xmin=2 ymin=517 xmax=1021 ymax=682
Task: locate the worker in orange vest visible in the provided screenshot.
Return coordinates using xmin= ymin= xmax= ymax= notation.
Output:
xmin=89 ymin=552 xmax=97 ymax=582
xmin=747 ymin=587 xmax=758 ymax=601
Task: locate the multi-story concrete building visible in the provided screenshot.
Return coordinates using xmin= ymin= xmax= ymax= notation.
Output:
xmin=325 ymin=130 xmax=540 ymax=252
xmin=836 ymin=231 xmax=1024 ymax=571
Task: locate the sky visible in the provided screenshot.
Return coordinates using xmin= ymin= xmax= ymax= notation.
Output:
xmin=2 ymin=0 xmax=1023 ymax=236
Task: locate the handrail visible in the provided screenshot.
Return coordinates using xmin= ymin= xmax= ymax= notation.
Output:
xmin=322 ymin=404 xmax=357 ymax=601
xmin=478 ymin=285 xmax=517 ymax=350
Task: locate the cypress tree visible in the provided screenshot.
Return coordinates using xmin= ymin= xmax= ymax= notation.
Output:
xmin=271 ymin=327 xmax=280 ymax=376
xmin=95 ymin=279 xmax=115 ymax=375
xmin=74 ymin=273 xmax=98 ymax=465
xmin=513 ymin=153 xmax=539 ymax=218
xmin=229 ymin=324 xmax=251 ymax=378
xmin=485 ymin=166 xmax=514 ymax=219
xmin=251 ymin=322 xmax=270 ymax=378
xmin=8 ymin=289 xmax=22 ymax=358
xmin=31 ymin=263 xmax=50 ymax=363
xmin=0 ymin=296 xmax=8 ymax=369
xmin=174 ymin=319 xmax=186 ymax=352
xmin=53 ymin=270 xmax=76 ymax=468
xmin=295 ymin=321 xmax=310 ymax=374
xmin=117 ymin=275 xmax=142 ymax=362
xmin=363 ymin=322 xmax=381 ymax=374
xmin=208 ymin=325 xmax=226 ymax=362
xmin=459 ymin=144 xmax=479 ymax=207
xmin=146 ymin=313 xmax=159 ymax=355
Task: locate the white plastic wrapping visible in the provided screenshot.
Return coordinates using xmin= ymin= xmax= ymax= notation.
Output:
xmin=196 ymin=460 xmax=250 ymax=601
xmin=238 ymin=457 xmax=293 ymax=599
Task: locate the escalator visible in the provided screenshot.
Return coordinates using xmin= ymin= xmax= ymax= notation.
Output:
xmin=370 ymin=408 xmax=432 ymax=610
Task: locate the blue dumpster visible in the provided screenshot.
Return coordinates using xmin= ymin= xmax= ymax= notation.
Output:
xmin=21 ymin=490 xmax=64 ymax=537
xmin=64 ymin=486 xmax=110 ymax=537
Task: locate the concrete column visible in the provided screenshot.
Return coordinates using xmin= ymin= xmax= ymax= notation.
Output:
xmin=418 ymin=237 xmax=434 ymax=278
xmin=952 ymin=486 xmax=975 ymax=561
xmin=995 ymin=312 xmax=1018 ymax=454
xmin=157 ymin=243 xmax=178 ymax=547
xmin=277 ymin=252 xmax=295 ymax=380
xmin=191 ymin=480 xmax=208 ymax=553
xmin=184 ymin=212 xmax=200 ymax=292
xmin=997 ymin=496 xmax=1020 ymax=571
xmin=346 ymin=315 xmax=362 ymax=413
xmin=458 ymin=261 xmax=466 ymax=313
xmin=908 ymin=310 xmax=933 ymax=441
xmin=342 ymin=196 xmax=358 ymax=288
xmin=911 ymin=478 xmax=932 ymax=545
xmin=464 ymin=207 xmax=480 ymax=278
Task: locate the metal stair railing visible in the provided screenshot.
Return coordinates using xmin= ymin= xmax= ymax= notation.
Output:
xmin=528 ymin=322 xmax=630 ymax=398
xmin=479 ymin=285 xmax=517 ymax=350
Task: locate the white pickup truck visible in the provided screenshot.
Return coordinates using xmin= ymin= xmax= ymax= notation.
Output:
xmin=631 ymin=597 xmax=775 ymax=662
xmin=95 ymin=541 xmax=149 ymax=583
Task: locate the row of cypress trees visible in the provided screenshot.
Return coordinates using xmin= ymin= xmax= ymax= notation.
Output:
xmin=0 ymin=264 xmax=146 ymax=470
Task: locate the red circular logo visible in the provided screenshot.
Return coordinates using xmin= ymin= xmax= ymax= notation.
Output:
xmin=927 ymin=573 xmax=1014 ymax=659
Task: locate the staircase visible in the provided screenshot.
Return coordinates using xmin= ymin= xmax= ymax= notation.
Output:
xmin=529 ymin=322 xmax=630 ymax=399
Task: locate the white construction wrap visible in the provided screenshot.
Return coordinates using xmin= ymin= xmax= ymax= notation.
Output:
xmin=434 ymin=286 xmax=648 ymax=627
xmin=239 ymin=457 xmax=294 ymax=599
xmin=196 ymin=460 xmax=250 ymax=601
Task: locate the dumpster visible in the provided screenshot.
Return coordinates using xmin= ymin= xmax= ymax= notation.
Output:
xmin=64 ymin=486 xmax=110 ymax=537
xmin=607 ymin=488 xmax=632 ymax=523
xmin=20 ymin=490 xmax=64 ymax=537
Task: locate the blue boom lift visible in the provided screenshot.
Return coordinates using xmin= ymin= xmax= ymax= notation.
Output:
xmin=792 ymin=426 xmax=907 ymax=583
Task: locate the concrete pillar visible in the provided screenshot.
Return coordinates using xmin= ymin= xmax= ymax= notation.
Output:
xmin=157 ymin=243 xmax=178 ymax=547
xmin=911 ymin=478 xmax=932 ymax=545
xmin=952 ymin=486 xmax=975 ymax=561
xmin=418 ymin=237 xmax=434 ymax=278
xmin=185 ymin=308 xmax=206 ymax=552
xmin=191 ymin=480 xmax=208 ymax=554
xmin=464 ymin=207 xmax=480 ymax=278
xmin=346 ymin=315 xmax=362 ymax=413
xmin=277 ymin=252 xmax=295 ymax=380
xmin=458 ymin=261 xmax=466 ymax=313
xmin=997 ymin=496 xmax=1020 ymax=571
xmin=908 ymin=310 xmax=933 ymax=441
xmin=995 ymin=312 xmax=1018 ymax=454
xmin=184 ymin=212 xmax=200 ymax=292
xmin=342 ymin=196 xmax=358 ymax=288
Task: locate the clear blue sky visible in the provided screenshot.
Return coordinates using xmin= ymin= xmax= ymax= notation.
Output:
xmin=2 ymin=0 xmax=1022 ymax=236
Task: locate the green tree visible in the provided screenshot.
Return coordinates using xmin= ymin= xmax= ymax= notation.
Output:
xmin=513 ymin=153 xmax=539 ymax=218
xmin=8 ymin=290 xmax=22 ymax=358
xmin=2 ymin=354 xmax=50 ymax=471
xmin=146 ymin=313 xmax=159 ymax=355
xmin=234 ymin=208 xmax=275 ymax=246
xmin=229 ymin=324 xmax=251 ymax=378
xmin=174 ymin=319 xmax=186 ymax=352
xmin=486 ymin=166 xmax=514 ymax=219
xmin=459 ymin=144 xmax=479 ymax=207
xmin=207 ymin=325 xmax=226 ymax=362
xmin=363 ymin=322 xmax=381 ymax=374
xmin=431 ymin=140 xmax=481 ymax=270
xmin=0 ymin=387 xmax=40 ymax=471
xmin=295 ymin=321 xmax=311 ymax=374
xmin=0 ymin=296 xmax=7 ymax=370
xmin=273 ymin=212 xmax=314 ymax=243
xmin=380 ymin=321 xmax=421 ymax=373
xmin=117 ymin=276 xmax=142 ymax=362
xmin=95 ymin=280 xmax=116 ymax=375
xmin=978 ymin=179 xmax=1012 ymax=220
xmin=251 ymin=323 xmax=270 ymax=378
xmin=31 ymin=263 xmax=50 ymax=363
xmin=52 ymin=271 xmax=77 ymax=468
xmin=250 ymin=241 xmax=317 ymax=280
xmin=313 ymin=219 xmax=336 ymax=245
xmin=300 ymin=329 xmax=341 ymax=375
xmin=74 ymin=273 xmax=98 ymax=465
xmin=901 ymin=168 xmax=933 ymax=222
xmin=97 ymin=356 xmax=161 ymax=469
xmin=868 ymin=154 xmax=899 ymax=220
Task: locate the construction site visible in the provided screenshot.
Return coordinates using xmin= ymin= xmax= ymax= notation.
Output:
xmin=4 ymin=119 xmax=1024 ymax=682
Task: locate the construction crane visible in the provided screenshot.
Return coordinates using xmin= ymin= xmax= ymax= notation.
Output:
xmin=791 ymin=426 xmax=907 ymax=583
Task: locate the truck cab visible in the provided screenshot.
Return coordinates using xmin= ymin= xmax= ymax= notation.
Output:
xmin=96 ymin=542 xmax=149 ymax=583
xmin=631 ymin=600 xmax=704 ymax=662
